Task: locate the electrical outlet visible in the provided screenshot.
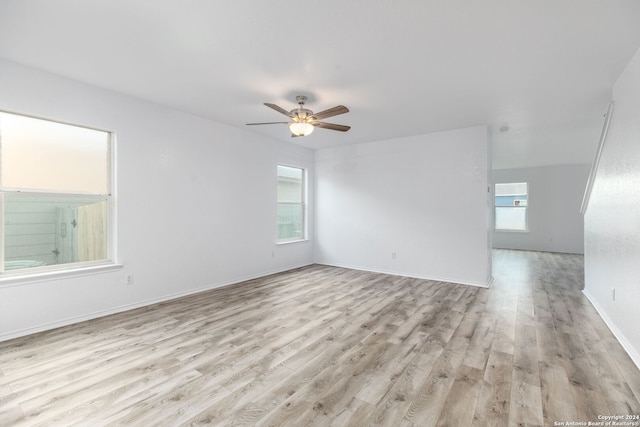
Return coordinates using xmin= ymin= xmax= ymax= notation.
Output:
xmin=126 ymin=274 xmax=134 ymax=285
xmin=391 ymin=251 xmax=397 ymax=260
xmin=612 ymin=288 xmax=616 ymax=301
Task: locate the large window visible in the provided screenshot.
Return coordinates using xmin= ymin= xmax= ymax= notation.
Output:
xmin=495 ymin=182 xmax=528 ymax=231
xmin=277 ymin=165 xmax=305 ymax=242
xmin=0 ymin=111 xmax=113 ymax=276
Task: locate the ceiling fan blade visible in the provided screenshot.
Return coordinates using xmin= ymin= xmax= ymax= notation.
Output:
xmin=311 ymin=105 xmax=349 ymax=120
xmin=264 ymin=103 xmax=295 ymax=118
xmin=246 ymin=122 xmax=291 ymax=125
xmin=312 ymin=121 xmax=351 ymax=132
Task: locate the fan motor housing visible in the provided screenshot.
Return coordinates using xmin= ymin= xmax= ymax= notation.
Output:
xmin=292 ymin=108 xmax=314 ymax=120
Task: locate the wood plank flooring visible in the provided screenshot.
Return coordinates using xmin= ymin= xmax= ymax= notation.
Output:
xmin=1 ymin=250 xmax=639 ymax=426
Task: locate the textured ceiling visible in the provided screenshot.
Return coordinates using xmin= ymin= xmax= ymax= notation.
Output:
xmin=1 ymin=1 xmax=639 ymax=168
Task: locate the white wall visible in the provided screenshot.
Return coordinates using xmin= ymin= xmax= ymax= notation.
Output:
xmin=584 ymin=47 xmax=640 ymax=367
xmin=493 ymin=164 xmax=590 ymax=254
xmin=0 ymin=59 xmax=315 ymax=341
xmin=315 ymin=126 xmax=492 ymax=287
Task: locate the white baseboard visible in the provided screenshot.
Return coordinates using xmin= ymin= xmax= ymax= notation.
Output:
xmin=583 ymin=289 xmax=640 ymax=370
xmin=0 ymin=262 xmax=313 ymax=342
xmin=316 ymin=262 xmax=491 ymax=288
xmin=1 ymin=262 xmax=491 ymax=342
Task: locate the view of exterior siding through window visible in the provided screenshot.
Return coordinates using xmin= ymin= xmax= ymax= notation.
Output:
xmin=0 ymin=111 xmax=111 ymax=273
xmin=495 ymin=182 xmax=528 ymax=231
xmin=277 ymin=165 xmax=305 ymax=242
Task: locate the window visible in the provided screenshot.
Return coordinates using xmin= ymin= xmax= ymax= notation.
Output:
xmin=495 ymin=182 xmax=528 ymax=231
xmin=0 ymin=111 xmax=113 ymax=276
xmin=277 ymin=165 xmax=305 ymax=242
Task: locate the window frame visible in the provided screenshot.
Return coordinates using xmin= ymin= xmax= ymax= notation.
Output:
xmin=276 ymin=164 xmax=307 ymax=244
xmin=494 ymin=182 xmax=529 ymax=232
xmin=0 ymin=109 xmax=117 ymax=281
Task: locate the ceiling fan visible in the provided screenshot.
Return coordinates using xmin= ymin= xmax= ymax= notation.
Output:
xmin=247 ymin=95 xmax=350 ymax=137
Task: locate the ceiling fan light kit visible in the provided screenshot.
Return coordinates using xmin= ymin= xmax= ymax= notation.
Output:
xmin=290 ymin=121 xmax=314 ymax=136
xmin=247 ymin=95 xmax=350 ymax=138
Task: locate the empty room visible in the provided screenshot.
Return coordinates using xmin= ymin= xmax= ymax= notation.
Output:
xmin=1 ymin=1 xmax=640 ymax=426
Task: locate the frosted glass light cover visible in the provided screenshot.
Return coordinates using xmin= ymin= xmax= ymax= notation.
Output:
xmin=289 ymin=122 xmax=314 ymax=136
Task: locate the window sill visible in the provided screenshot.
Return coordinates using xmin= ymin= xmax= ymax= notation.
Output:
xmin=0 ymin=263 xmax=123 ymax=288
xmin=276 ymin=238 xmax=310 ymax=246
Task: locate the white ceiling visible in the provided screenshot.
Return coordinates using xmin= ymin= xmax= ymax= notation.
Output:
xmin=1 ymin=1 xmax=639 ymax=169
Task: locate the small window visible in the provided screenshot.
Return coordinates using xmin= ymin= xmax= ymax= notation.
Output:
xmin=0 ymin=111 xmax=113 ymax=276
xmin=495 ymin=182 xmax=528 ymax=231
xmin=277 ymin=165 xmax=305 ymax=242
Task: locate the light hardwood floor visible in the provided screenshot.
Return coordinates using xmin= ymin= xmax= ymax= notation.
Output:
xmin=1 ymin=250 xmax=639 ymax=426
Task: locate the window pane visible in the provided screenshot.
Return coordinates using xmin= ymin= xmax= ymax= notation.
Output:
xmin=0 ymin=112 xmax=109 ymax=194
xmin=495 ymin=182 xmax=527 ymax=197
xmin=495 ymin=195 xmax=528 ymax=207
xmin=277 ymin=204 xmax=303 ymax=240
xmin=3 ymin=194 xmax=109 ymax=271
xmin=277 ymin=165 xmax=303 ymax=203
xmin=495 ymin=206 xmax=527 ymax=231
